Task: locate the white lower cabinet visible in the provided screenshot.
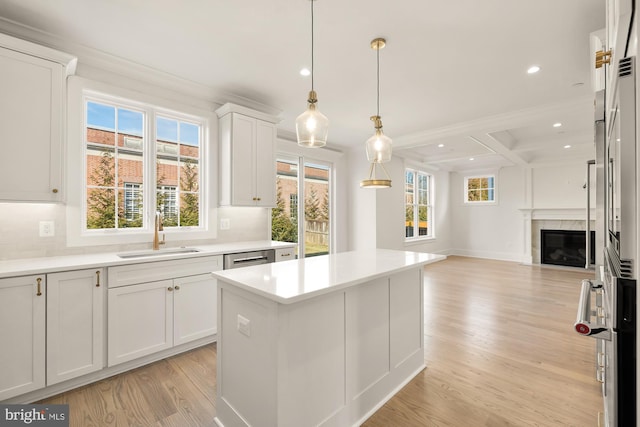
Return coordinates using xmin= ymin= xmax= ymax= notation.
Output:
xmin=0 ymin=275 xmax=46 ymax=401
xmin=0 ymin=254 xmax=223 ymax=400
xmin=46 ymin=268 xmax=105 ymax=385
xmin=107 ymin=255 xmax=223 ymax=367
xmin=108 ymin=280 xmax=174 ymax=366
xmin=173 ymin=274 xmax=218 ymax=346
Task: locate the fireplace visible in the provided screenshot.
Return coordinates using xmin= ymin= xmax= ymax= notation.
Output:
xmin=540 ymin=229 xmax=595 ymax=267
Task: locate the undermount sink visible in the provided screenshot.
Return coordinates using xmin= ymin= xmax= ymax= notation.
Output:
xmin=117 ymin=247 xmax=202 ymax=259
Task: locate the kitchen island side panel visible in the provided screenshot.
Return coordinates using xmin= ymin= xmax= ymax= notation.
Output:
xmin=217 ymin=284 xmax=279 ymax=427
xmin=277 ymin=292 xmax=346 ymax=427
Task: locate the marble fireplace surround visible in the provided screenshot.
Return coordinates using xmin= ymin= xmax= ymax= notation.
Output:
xmin=520 ymin=208 xmax=595 ymax=265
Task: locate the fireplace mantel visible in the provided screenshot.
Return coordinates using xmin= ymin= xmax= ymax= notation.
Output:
xmin=519 ymin=208 xmax=594 ymax=264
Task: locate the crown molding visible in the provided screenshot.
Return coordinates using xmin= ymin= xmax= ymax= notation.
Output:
xmin=0 ymin=17 xmax=282 ymax=117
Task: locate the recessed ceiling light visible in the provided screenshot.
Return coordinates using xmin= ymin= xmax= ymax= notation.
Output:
xmin=564 ymin=145 xmax=571 ymax=149
xmin=438 ymin=143 xmax=444 ymax=148
xmin=469 ymin=157 xmax=475 ymax=161
xmin=300 ymin=68 xmax=311 ymax=76
xmin=527 ymin=65 xmax=541 ymax=74
xmin=553 ymin=122 xmax=562 ymax=128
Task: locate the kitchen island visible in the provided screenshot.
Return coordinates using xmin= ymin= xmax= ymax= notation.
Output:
xmin=212 ymin=249 xmax=445 ymax=427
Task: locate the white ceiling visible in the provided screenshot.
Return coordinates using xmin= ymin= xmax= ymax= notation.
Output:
xmin=0 ymin=0 xmax=605 ymax=171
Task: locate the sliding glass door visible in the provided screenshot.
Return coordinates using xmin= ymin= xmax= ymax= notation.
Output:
xmin=272 ymin=156 xmax=332 ymax=258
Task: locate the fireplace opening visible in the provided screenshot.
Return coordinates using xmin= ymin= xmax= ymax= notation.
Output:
xmin=541 ymin=229 xmax=595 ymax=268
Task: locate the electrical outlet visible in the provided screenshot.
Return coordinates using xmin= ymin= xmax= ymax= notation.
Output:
xmin=220 ymin=218 xmax=230 ymax=230
xmin=237 ymin=314 xmax=251 ymax=337
xmin=39 ymin=221 xmax=55 ymax=237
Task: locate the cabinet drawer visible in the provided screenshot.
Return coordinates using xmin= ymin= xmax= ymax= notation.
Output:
xmin=275 ymin=247 xmax=295 ymax=262
xmin=108 ymin=255 xmax=223 ymax=288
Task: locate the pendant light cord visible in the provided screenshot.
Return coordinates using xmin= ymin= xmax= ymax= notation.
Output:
xmin=376 ymin=45 xmax=380 ymax=117
xmin=311 ymin=0 xmax=315 ymax=92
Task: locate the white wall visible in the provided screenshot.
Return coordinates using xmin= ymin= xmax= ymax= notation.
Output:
xmin=345 ymin=152 xmax=452 ymax=255
xmin=532 ymin=163 xmax=589 ymax=209
xmin=346 ymin=148 xmax=377 ymax=251
xmin=450 ymin=166 xmax=526 ymax=262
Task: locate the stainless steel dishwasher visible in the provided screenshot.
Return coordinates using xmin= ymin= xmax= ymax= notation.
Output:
xmin=223 ymin=249 xmax=275 ymax=269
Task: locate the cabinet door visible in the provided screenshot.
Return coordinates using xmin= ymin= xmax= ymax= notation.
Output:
xmin=0 ymin=275 xmax=45 ymax=400
xmin=255 ymin=119 xmax=277 ymax=207
xmin=0 ymin=47 xmax=63 ymax=202
xmin=230 ymin=113 xmax=258 ymax=206
xmin=47 ymin=268 xmax=105 ymax=385
xmin=108 ymin=280 xmax=173 ymax=366
xmin=173 ymin=274 xmax=218 ymax=346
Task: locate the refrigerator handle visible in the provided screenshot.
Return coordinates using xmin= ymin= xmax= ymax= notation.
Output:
xmin=586 ymin=160 xmax=595 ymax=269
xmin=574 ymin=279 xmax=611 ymax=339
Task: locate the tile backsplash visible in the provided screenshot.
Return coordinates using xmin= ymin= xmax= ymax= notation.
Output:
xmin=0 ymin=203 xmax=270 ymax=261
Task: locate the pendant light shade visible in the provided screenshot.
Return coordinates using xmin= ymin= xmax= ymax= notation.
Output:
xmin=296 ymin=0 xmax=328 ymax=148
xmin=296 ymin=90 xmax=329 ymax=147
xmin=361 ymin=37 xmax=392 ymax=189
xmin=365 ymin=116 xmax=392 ymax=163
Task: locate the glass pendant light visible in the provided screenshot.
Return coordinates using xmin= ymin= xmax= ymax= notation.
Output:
xmin=361 ymin=37 xmax=392 ymax=188
xmin=296 ymin=0 xmax=328 ymax=148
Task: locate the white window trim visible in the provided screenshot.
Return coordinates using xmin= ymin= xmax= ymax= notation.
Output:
xmin=463 ymin=174 xmax=497 ymax=205
xmin=404 ymin=168 xmax=435 ymax=242
xmin=66 ymin=76 xmax=217 ymax=247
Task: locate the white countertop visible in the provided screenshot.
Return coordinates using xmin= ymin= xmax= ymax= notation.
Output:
xmin=0 ymin=240 xmax=296 ymax=279
xmin=212 ymin=249 xmax=446 ymax=304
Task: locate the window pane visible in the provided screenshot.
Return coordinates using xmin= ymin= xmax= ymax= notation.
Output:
xmin=117 ymin=188 xmax=142 ymax=228
xmin=180 ymin=122 xmax=199 ymax=146
xmin=180 ymin=193 xmax=199 ymax=226
xmin=117 ymin=151 xmax=143 ymax=187
xmin=304 ymin=162 xmax=329 ymax=257
xmin=272 ymin=160 xmax=299 ymax=246
xmin=86 ymin=146 xmax=115 ymax=188
xmin=87 ymin=102 xmax=115 ymax=130
xmin=157 ymin=186 xmax=178 ymax=226
xmin=468 ymin=177 xmax=480 ymax=190
xmin=180 ymin=159 xmax=199 ymax=192
xmin=418 ymin=206 xmax=428 ymax=236
xmin=117 ymin=108 xmax=143 ymax=136
xmin=86 ymin=188 xmax=115 ymax=229
xmin=405 ymin=205 xmax=414 ymax=238
xmin=156 ymin=116 xmax=202 ymax=229
xmin=157 ymin=117 xmax=178 ymax=141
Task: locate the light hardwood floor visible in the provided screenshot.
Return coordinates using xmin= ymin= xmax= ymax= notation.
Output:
xmin=40 ymin=256 xmax=602 ymax=426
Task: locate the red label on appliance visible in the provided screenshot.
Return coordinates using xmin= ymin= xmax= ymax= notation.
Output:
xmin=575 ymin=323 xmax=590 ymax=335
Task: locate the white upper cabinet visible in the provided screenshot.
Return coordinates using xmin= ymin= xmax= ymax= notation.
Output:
xmin=216 ymin=103 xmax=279 ymax=207
xmin=0 ymin=33 xmax=76 ymax=202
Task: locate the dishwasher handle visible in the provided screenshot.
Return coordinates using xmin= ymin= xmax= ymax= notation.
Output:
xmin=232 ymin=255 xmax=269 ymax=264
xmin=574 ymin=279 xmax=610 ymax=340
